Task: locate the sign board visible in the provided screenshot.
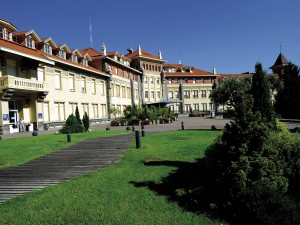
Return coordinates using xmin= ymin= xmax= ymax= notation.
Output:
xmin=3 ymin=114 xmax=9 ymax=121
xmin=38 ymin=113 xmax=43 ymax=119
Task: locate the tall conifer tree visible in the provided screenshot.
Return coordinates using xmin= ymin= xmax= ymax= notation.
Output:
xmin=251 ymin=63 xmax=275 ymax=124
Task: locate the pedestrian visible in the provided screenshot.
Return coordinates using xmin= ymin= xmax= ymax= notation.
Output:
xmin=20 ymin=118 xmax=25 ymax=132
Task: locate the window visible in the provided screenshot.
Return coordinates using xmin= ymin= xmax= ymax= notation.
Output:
xmin=26 ymin=37 xmax=35 ymax=49
xmin=209 ymin=78 xmax=212 ymax=83
xmin=169 ymin=105 xmax=174 ymax=112
xmin=168 ymin=79 xmax=172 ymax=84
xmin=54 ymin=102 xmax=65 ymax=121
xmin=127 ymin=87 xmax=131 ymax=99
xmin=176 ymin=104 xmax=180 ymax=112
xmin=174 ymin=79 xmax=178 ymax=84
xmin=81 ymin=103 xmax=89 ymax=116
xmin=169 ymin=91 xmax=173 ymax=99
xmin=55 ymin=71 xmax=61 ymax=90
xmin=209 ymin=90 xmax=212 ymax=97
xmin=201 ymin=78 xmax=205 ymax=84
xmin=175 ymin=91 xmax=179 ymax=99
xmin=115 ymin=67 xmax=118 ymax=75
xmin=59 ymin=49 xmax=65 ymax=59
xmin=151 ymin=91 xmax=155 ymax=99
xmin=144 ymin=77 xmax=148 ymax=84
xmin=68 ymin=102 xmax=78 ymax=116
xmin=81 ymin=76 xmax=86 ymax=93
xmin=201 ymin=90 xmax=206 ymax=98
xmin=111 ymin=83 xmax=115 ymax=96
xmin=91 ymin=79 xmax=96 ymax=94
xmin=0 ymin=27 xmax=4 ymax=39
xmin=150 ymin=77 xmax=154 ymax=84
xmin=91 ymin=104 xmax=99 ymax=118
xmin=193 ymin=104 xmax=199 ymax=111
xmin=116 ymin=85 xmax=121 ymax=97
xmin=202 ymin=103 xmax=207 ymax=111
xmin=43 ymin=102 xmax=50 ymax=122
xmin=71 ymin=54 xmax=77 ymax=63
xmin=185 ymin=104 xmax=191 ymax=112
xmin=135 ymin=89 xmax=138 ymax=99
xmin=44 ymin=43 xmax=52 ymax=54
xmin=209 ymin=103 xmax=214 ymax=110
xmin=157 ymin=91 xmax=160 ymax=99
xmin=37 ymin=67 xmax=44 ymax=82
xmin=192 ymin=90 xmax=198 ymax=98
xmin=101 ymin=104 xmax=107 ymax=118
xmin=101 ymin=81 xmax=105 ymax=96
xmin=156 ymin=78 xmax=160 ymax=84
xmin=122 ymin=86 xmax=126 ymax=98
xmin=82 ymin=58 xmax=88 ymax=66
xmin=193 ymin=78 xmax=196 ymax=84
xmin=184 ymin=90 xmax=190 ymax=98
xmin=184 ymin=79 xmax=188 ymax=84
xmin=69 ymin=74 xmax=75 ymax=91
xmin=145 ymin=91 xmax=149 ymax=99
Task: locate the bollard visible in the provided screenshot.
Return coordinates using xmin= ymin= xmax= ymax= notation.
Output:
xmin=142 ymin=129 xmax=145 ymax=137
xmin=135 ymin=130 xmax=141 ymax=149
xmin=67 ymin=133 xmax=71 ymax=142
xmin=181 ymin=122 xmax=184 ymax=130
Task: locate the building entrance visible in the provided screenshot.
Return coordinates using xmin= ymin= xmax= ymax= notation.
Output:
xmin=9 ymin=101 xmax=19 ymax=133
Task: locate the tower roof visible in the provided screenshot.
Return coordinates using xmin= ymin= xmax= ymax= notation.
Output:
xmin=269 ymin=52 xmax=289 ymax=69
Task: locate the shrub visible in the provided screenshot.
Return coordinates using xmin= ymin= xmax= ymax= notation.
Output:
xmin=82 ymin=112 xmax=90 ymax=132
xmin=59 ymin=114 xmax=84 ymax=134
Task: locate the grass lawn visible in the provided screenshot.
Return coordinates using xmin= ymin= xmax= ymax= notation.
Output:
xmin=0 ymin=130 xmax=221 ymax=225
xmin=0 ymin=130 xmax=129 ymax=169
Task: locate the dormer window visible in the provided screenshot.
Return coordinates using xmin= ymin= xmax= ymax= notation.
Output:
xmin=0 ymin=27 xmax=4 ymax=39
xmin=26 ymin=37 xmax=35 ymax=49
xmin=82 ymin=58 xmax=88 ymax=66
xmin=44 ymin=43 xmax=52 ymax=54
xmin=71 ymin=54 xmax=77 ymax=63
xmin=59 ymin=49 xmax=66 ymax=59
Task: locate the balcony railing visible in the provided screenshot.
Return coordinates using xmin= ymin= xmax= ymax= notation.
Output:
xmin=0 ymin=76 xmax=47 ymax=91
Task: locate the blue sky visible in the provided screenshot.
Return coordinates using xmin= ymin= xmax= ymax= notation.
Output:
xmin=2 ymin=0 xmax=300 ymax=74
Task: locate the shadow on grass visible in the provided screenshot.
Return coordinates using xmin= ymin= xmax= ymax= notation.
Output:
xmin=130 ymin=158 xmax=222 ymax=220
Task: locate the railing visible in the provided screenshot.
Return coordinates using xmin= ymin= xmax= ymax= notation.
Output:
xmin=0 ymin=76 xmax=47 ymax=91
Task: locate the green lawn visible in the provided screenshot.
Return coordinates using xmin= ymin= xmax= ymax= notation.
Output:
xmin=0 ymin=130 xmax=129 ymax=169
xmin=0 ymin=130 xmax=221 ymax=225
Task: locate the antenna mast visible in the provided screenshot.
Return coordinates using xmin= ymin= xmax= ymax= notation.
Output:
xmin=89 ymin=17 xmax=93 ymax=48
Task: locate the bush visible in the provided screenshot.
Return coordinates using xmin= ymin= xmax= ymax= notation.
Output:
xmin=59 ymin=114 xmax=84 ymax=134
xmin=82 ymin=112 xmax=90 ymax=132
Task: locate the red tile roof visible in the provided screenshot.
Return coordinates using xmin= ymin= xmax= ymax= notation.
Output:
xmin=0 ymin=39 xmax=107 ymax=76
xmin=164 ymin=64 xmax=214 ymax=77
xmin=126 ymin=49 xmax=165 ymax=62
xmin=80 ymin=48 xmax=102 ymax=58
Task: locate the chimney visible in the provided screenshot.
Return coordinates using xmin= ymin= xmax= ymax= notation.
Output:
xmin=101 ymin=42 xmax=107 ymax=56
xmin=158 ymin=49 xmax=162 ymax=59
xmin=138 ymin=44 xmax=141 ymax=56
xmin=213 ymin=66 xmax=216 ymax=75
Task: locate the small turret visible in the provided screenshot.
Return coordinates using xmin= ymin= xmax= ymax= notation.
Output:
xmin=138 ymin=44 xmax=141 ymax=56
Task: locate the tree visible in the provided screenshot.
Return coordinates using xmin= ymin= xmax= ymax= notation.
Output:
xmin=109 ymin=106 xmax=121 ymax=120
xmin=75 ymin=106 xmax=81 ymax=125
xmin=211 ymin=76 xmax=252 ymax=116
xmin=250 ymin=63 xmax=275 ymax=124
xmin=275 ymin=62 xmax=300 ymax=119
xmin=82 ymin=112 xmax=90 ymax=132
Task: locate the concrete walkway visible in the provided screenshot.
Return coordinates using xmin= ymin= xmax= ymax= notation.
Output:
xmin=0 ymin=133 xmax=134 ymax=203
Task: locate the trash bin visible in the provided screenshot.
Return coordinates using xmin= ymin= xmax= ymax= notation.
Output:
xmin=26 ymin=123 xmax=33 ymax=132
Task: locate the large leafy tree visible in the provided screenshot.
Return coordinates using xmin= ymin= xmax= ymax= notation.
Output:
xmin=275 ymin=62 xmax=300 ymax=119
xmin=211 ymin=76 xmax=252 ymax=115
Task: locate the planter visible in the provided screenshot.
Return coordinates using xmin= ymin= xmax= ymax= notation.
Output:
xmin=111 ymin=120 xmax=120 ymax=126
